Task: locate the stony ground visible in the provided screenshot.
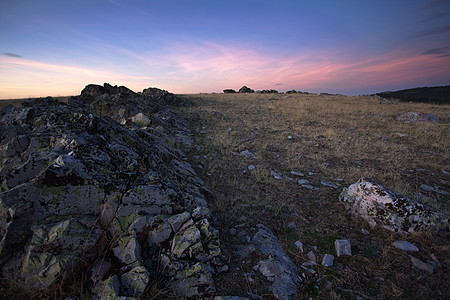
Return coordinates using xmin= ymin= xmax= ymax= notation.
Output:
xmin=174 ymin=93 xmax=450 ymax=299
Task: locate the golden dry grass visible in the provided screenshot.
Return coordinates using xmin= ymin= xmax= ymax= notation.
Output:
xmin=175 ymin=92 xmax=450 ymax=299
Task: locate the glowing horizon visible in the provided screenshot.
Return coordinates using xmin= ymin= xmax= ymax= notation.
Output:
xmin=1 ymin=0 xmax=450 ymax=99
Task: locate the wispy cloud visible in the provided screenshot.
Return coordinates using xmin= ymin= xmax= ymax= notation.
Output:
xmin=422 ymin=47 xmax=450 ymax=57
xmin=2 ymin=52 xmax=23 ymax=58
xmin=410 ymin=23 xmax=450 ymax=37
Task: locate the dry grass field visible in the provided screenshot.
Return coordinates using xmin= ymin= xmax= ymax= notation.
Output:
xmin=1 ymin=93 xmax=448 ymax=299
xmin=175 ymin=93 xmax=449 ymax=299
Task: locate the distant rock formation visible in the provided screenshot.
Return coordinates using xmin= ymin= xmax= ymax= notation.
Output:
xmin=0 ymin=83 xmax=224 ymax=298
xmin=223 ymin=89 xmax=236 ymax=93
xmin=238 ymin=86 xmax=254 ymax=93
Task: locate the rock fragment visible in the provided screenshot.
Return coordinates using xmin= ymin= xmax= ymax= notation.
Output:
xmin=335 ymin=239 xmax=352 ymax=257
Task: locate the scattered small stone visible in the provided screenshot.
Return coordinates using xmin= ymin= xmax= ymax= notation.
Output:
xmin=218 ymin=265 xmax=229 ymax=273
xmin=248 ymin=165 xmax=256 ymax=170
xmin=322 ymin=254 xmax=334 ymax=267
xmin=409 ymin=255 xmax=437 ymax=274
xmin=308 ymin=172 xmax=314 ymax=176
xmin=240 ymin=149 xmax=257 ymax=158
xmin=298 ymin=179 xmax=311 ymax=185
xmin=335 ymin=239 xmax=352 ymax=257
xmin=360 ymin=229 xmax=369 ymax=235
xmin=307 ymin=251 xmax=316 ymax=262
xmin=393 ymin=240 xmax=419 ymax=252
xmin=320 ymin=180 xmax=338 ymax=189
xmin=287 ymin=222 xmax=299 ymax=231
xmin=288 ymin=135 xmax=293 ymax=140
xmin=295 ymin=241 xmax=304 ymax=252
xmin=271 ymin=170 xmax=283 ymax=179
xmin=290 ymin=170 xmax=304 ymax=177
xmin=229 ymin=228 xmax=237 ymax=236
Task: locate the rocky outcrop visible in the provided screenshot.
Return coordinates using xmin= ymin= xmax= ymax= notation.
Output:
xmin=0 ymin=84 xmax=223 ymax=298
xmin=238 ymin=86 xmax=254 ymax=93
xmin=396 ymin=112 xmax=439 ymax=123
xmin=339 ymin=178 xmax=449 ymax=234
xmin=223 ymin=89 xmax=237 ymax=94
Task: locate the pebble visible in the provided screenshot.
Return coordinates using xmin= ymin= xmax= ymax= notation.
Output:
xmin=360 ymin=229 xmax=369 ymax=235
xmin=307 ymin=250 xmax=316 ymax=262
xmin=229 ymin=228 xmax=237 ymax=236
xmin=248 ymin=165 xmax=255 ymax=170
xmin=295 ymin=241 xmax=304 ymax=252
xmin=409 ymin=255 xmax=437 ymax=274
xmin=290 ymin=170 xmax=304 ymax=177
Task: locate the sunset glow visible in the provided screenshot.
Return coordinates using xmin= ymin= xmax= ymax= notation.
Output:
xmin=1 ymin=0 xmax=450 ymax=98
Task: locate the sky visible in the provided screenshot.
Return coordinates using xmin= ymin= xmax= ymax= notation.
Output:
xmin=1 ymin=0 xmax=450 ymax=98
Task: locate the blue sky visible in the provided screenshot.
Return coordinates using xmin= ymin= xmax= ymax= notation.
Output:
xmin=1 ymin=0 xmax=450 ymax=98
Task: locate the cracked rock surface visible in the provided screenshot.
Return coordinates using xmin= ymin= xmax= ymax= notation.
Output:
xmin=0 ymin=84 xmax=223 ymax=298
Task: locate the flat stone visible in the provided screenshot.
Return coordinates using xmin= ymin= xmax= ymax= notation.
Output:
xmin=90 ymin=259 xmax=112 ymax=283
xmin=322 ymin=254 xmax=335 ymax=267
xmin=148 ymin=221 xmax=172 ymax=245
xmin=409 ymin=255 xmax=437 ymax=274
xmin=240 ymin=149 xmax=257 ymax=159
xmin=320 ymin=180 xmax=338 ymax=189
xmin=248 ymin=165 xmax=256 ymax=170
xmin=113 ymin=233 xmax=141 ymax=265
xmin=307 ymin=250 xmax=316 ymax=262
xmin=393 ymin=240 xmax=419 ymax=252
xmin=290 ymin=171 xmax=304 ymax=177
xmin=335 ymin=239 xmax=352 ymax=257
xmin=297 ymin=179 xmax=311 ymax=185
xmin=168 ymin=212 xmax=191 ymax=232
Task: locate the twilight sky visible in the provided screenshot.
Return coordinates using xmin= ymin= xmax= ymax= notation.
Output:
xmin=1 ymin=0 xmax=450 ymax=98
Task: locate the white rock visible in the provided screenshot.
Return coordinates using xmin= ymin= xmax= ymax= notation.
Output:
xmin=248 ymin=165 xmax=256 ymax=170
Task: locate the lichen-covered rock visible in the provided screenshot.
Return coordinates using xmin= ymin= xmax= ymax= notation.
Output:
xmin=252 ymin=224 xmax=299 ymax=300
xmin=121 ymin=265 xmax=150 ymax=297
xmin=339 ymin=178 xmax=449 ymax=234
xmin=0 ymin=84 xmax=222 ymax=298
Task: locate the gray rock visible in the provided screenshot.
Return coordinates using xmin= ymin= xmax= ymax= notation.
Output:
xmin=335 ymin=239 xmax=352 ymax=257
xmin=297 ymin=179 xmax=311 ymax=185
xmin=168 ymin=212 xmax=191 ymax=232
xmin=322 ymin=254 xmax=335 ymax=267
xmin=148 ymin=221 xmax=172 ymax=245
xmin=90 ymin=259 xmax=112 ymax=283
xmin=239 ymin=149 xmax=257 ymax=158
xmin=307 ymin=251 xmax=316 ymax=262
xmin=236 ymin=244 xmax=256 ymax=258
xmin=121 ymin=265 xmax=150 ymax=297
xmin=290 ymin=170 xmax=304 ymax=177
xmin=409 ymin=255 xmax=437 ymax=274
xmin=248 ymin=165 xmax=256 ymax=170
xmin=113 ymin=233 xmax=141 ymax=265
xmin=393 ymin=240 xmax=419 ymax=252
xmin=294 ymin=241 xmax=304 ymax=252
xmin=252 ymin=224 xmax=298 ymax=299
xmin=93 ymin=275 xmax=121 ymax=299
xmin=0 ymin=85 xmax=222 ymax=298
xmin=171 ymin=225 xmax=203 ymax=258
xmin=397 ymin=112 xmax=439 ymax=123
xmin=339 ymin=178 xmax=449 ymax=233
xmin=271 ymin=170 xmax=283 ymax=179
xmin=320 ymin=180 xmax=338 ymax=189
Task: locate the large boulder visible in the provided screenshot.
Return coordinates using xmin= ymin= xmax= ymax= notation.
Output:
xmin=0 ymin=86 xmax=222 ymax=298
xmin=339 ymin=178 xmax=449 ymax=234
